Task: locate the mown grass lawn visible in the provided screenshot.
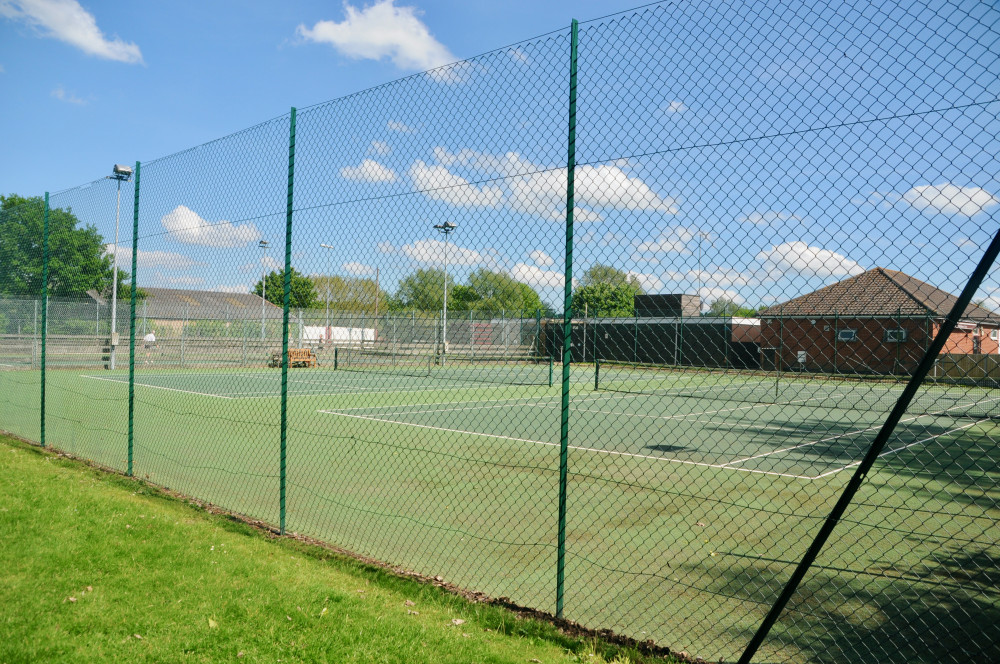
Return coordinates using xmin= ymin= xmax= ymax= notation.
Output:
xmin=0 ymin=434 xmax=668 ymax=664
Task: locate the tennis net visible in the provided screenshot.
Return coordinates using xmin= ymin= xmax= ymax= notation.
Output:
xmin=594 ymin=359 xmax=1000 ymax=420
xmin=333 ymin=348 xmax=554 ymax=387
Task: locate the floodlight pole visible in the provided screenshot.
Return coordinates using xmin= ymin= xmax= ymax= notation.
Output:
xmin=107 ymin=165 xmax=132 ymax=370
xmin=696 ymin=230 xmax=711 ymax=313
xmin=434 ymin=222 xmax=456 ymax=365
xmin=320 ymin=243 xmax=334 ymax=328
xmin=259 ymin=239 xmax=270 ymax=341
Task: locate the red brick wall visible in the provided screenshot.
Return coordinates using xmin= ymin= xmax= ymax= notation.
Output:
xmin=759 ymin=317 xmax=999 ymax=374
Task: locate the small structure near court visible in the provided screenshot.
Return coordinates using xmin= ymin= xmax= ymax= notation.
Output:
xmin=759 ymin=268 xmax=1000 ymax=375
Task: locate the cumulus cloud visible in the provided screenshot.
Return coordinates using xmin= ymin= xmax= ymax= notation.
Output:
xmin=663 ymin=101 xmax=686 ymax=114
xmin=0 ymin=0 xmax=143 ymax=63
xmin=51 ymin=86 xmax=85 ymax=104
xmin=340 ymin=159 xmax=398 ymax=182
xmin=161 ymin=205 xmax=260 ymax=248
xmin=902 ymin=183 xmax=999 ymax=217
xmin=398 ymin=238 xmax=485 ymax=265
xmin=508 ymin=47 xmax=530 ymax=65
xmin=756 ymin=241 xmax=864 ymax=279
xmin=529 ymin=250 xmax=554 ymax=268
xmin=636 ymin=227 xmax=696 ymax=253
xmin=342 ymin=261 xmax=376 ymax=276
xmin=738 ymin=210 xmax=802 ymax=225
xmin=369 ymin=140 xmax=391 ymax=155
xmin=153 ymin=273 xmax=205 ymax=287
xmin=699 ymin=287 xmax=745 ymax=312
xmin=627 ymin=271 xmax=663 ymax=292
xmin=296 ymin=0 xmax=455 ymax=72
xmin=212 ymin=283 xmax=254 ymax=294
xmin=239 ymin=254 xmax=282 ymax=274
xmin=409 ymin=160 xmax=504 ymax=207
xmin=376 ymin=241 xmax=396 ymax=253
xmin=508 ymin=263 xmax=569 ymax=290
xmin=387 ymin=120 xmax=416 ymax=133
xmin=105 ymin=245 xmax=202 ymax=270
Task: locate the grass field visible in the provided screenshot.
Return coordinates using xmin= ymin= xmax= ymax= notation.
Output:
xmin=0 ymin=433 xmax=657 ymax=664
xmin=2 ymin=361 xmax=998 ymax=663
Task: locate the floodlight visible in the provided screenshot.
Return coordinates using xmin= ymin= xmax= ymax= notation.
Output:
xmin=112 ymin=164 xmax=133 ymax=180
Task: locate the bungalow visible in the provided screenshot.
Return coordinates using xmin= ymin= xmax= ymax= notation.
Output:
xmin=758 ymin=268 xmax=1000 ymax=375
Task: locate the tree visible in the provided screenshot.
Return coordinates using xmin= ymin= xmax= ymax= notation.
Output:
xmin=466 ymin=269 xmax=544 ymax=314
xmin=312 ymin=275 xmax=389 ymax=314
xmin=0 ymin=194 xmax=120 ymax=298
xmin=253 ymin=267 xmax=318 ymax=309
xmin=573 ymin=263 xmax=644 ymax=317
xmin=705 ymin=297 xmax=756 ymax=317
xmin=391 ymin=268 xmax=455 ymax=312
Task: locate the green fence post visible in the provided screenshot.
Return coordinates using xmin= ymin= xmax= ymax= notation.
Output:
xmin=556 ymin=17 xmax=578 ymax=621
xmin=41 ymin=192 xmax=49 ymax=447
xmin=127 ymin=162 xmax=141 ymax=476
xmin=279 ymin=107 xmax=296 ymax=536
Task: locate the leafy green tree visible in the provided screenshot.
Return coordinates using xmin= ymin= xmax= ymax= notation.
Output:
xmin=391 ymin=268 xmax=455 ymax=312
xmin=0 ymin=194 xmax=121 ymax=297
xmin=253 ymin=267 xmax=318 ymax=309
xmin=312 ymin=275 xmax=390 ymax=314
xmin=466 ymin=269 xmax=544 ymax=314
xmin=573 ymin=263 xmax=644 ymax=317
xmin=705 ymin=297 xmax=756 ymax=317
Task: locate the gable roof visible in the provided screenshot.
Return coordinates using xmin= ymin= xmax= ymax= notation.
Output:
xmin=138 ymin=287 xmax=281 ymax=320
xmin=760 ymin=268 xmax=1000 ymax=323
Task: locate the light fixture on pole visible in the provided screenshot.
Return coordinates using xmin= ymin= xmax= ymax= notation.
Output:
xmin=433 ymin=221 xmax=457 ymax=364
xmin=106 ymin=164 xmax=132 ymax=370
xmin=320 ymin=243 xmax=335 ymax=329
xmin=259 ymin=239 xmax=270 ymax=341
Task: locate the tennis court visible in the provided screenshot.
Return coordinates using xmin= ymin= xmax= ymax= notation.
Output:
xmin=82 ymin=361 xmax=999 ymax=480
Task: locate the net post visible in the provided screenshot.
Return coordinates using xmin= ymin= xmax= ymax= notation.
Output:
xmin=594 ymin=357 xmax=600 ymax=391
xmin=127 ymin=161 xmax=141 ymax=477
xmin=556 ymin=17 xmax=578 ymax=621
xmin=334 ymin=346 xmax=338 ymax=370
xmin=40 ymin=192 xmax=49 ymax=447
xmin=279 ymin=106 xmax=296 ymax=536
xmin=549 ymin=355 xmax=554 ymax=387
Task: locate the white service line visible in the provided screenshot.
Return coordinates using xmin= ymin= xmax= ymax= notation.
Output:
xmin=81 ymin=374 xmax=234 ymax=399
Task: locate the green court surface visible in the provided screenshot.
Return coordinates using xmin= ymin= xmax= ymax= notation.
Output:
xmin=2 ymin=364 xmax=998 ymax=662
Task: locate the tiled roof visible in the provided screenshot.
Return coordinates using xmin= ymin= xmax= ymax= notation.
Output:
xmin=760 ymin=268 xmax=1000 ymax=323
xmin=140 ymin=287 xmax=281 ymax=320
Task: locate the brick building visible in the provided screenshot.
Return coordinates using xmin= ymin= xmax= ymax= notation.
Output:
xmin=759 ymin=268 xmax=1000 ymax=374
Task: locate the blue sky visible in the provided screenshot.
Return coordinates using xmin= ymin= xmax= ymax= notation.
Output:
xmin=2 ymin=0 xmax=999 ymax=312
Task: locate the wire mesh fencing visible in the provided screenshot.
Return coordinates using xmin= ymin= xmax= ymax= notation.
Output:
xmin=1 ymin=1 xmax=999 ymax=662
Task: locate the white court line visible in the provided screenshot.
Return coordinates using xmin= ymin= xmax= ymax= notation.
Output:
xmin=81 ymin=374 xmax=234 ymax=399
xmin=812 ymin=420 xmax=980 ymax=478
xmin=316 ymin=408 xmax=829 ymax=480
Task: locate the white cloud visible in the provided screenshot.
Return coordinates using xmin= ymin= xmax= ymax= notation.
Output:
xmin=902 ymin=183 xmax=999 ymax=217
xmin=636 ymin=227 xmax=695 ymax=253
xmin=509 ymin=163 xmax=677 ymax=222
xmin=0 ymin=0 xmax=143 ymax=63
xmin=296 ymin=0 xmax=455 ymax=71
xmin=153 ymin=273 xmax=205 ymax=287
xmin=663 ymin=101 xmax=686 ymax=114
xmin=376 ymin=241 xmax=396 ymax=254
xmin=161 ymin=205 xmax=260 ymax=248
xmin=105 ymin=245 xmax=201 ymax=270
xmin=529 ymin=250 xmax=554 ymax=268
xmin=409 ymin=160 xmax=504 ymax=207
xmin=684 ymin=268 xmax=756 ymax=288
xmin=239 ymin=254 xmax=282 ymax=274
xmin=508 ymin=47 xmax=530 ymax=65
xmin=342 ymin=261 xmax=376 ymax=276
xmin=369 ymin=140 xmax=391 ymax=155
xmin=387 ymin=120 xmax=415 ymax=133
xmin=739 ymin=210 xmax=802 ymax=225
xmin=340 ymin=159 xmax=398 ymax=182
xmin=0 ymin=64 xmax=5 ymax=73
xmin=698 ymin=287 xmax=745 ymax=312
xmin=627 ymin=271 xmax=663 ymax=292
xmin=756 ymin=241 xmax=864 ymax=279
xmin=508 ymin=263 xmax=569 ymax=290
xmin=51 ymin=86 xmax=84 ymax=104
xmin=399 ymin=238 xmax=485 ymax=266
xmin=432 ymin=147 xmax=534 ymax=175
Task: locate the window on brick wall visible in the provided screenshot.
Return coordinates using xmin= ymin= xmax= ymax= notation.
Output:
xmin=991 ymin=329 xmax=998 ymax=340
xmin=837 ymin=329 xmax=857 ymax=342
xmin=884 ymin=329 xmax=908 ymax=342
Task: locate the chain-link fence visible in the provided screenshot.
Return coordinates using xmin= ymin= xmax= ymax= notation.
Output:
xmin=1 ymin=1 xmax=998 ymax=661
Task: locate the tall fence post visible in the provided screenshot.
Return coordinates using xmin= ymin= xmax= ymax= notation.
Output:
xmin=279 ymin=107 xmax=297 ymax=536
xmin=40 ymin=192 xmax=49 ymax=447
xmin=127 ymin=161 xmax=141 ymax=476
xmin=556 ymin=17 xmax=578 ymax=621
